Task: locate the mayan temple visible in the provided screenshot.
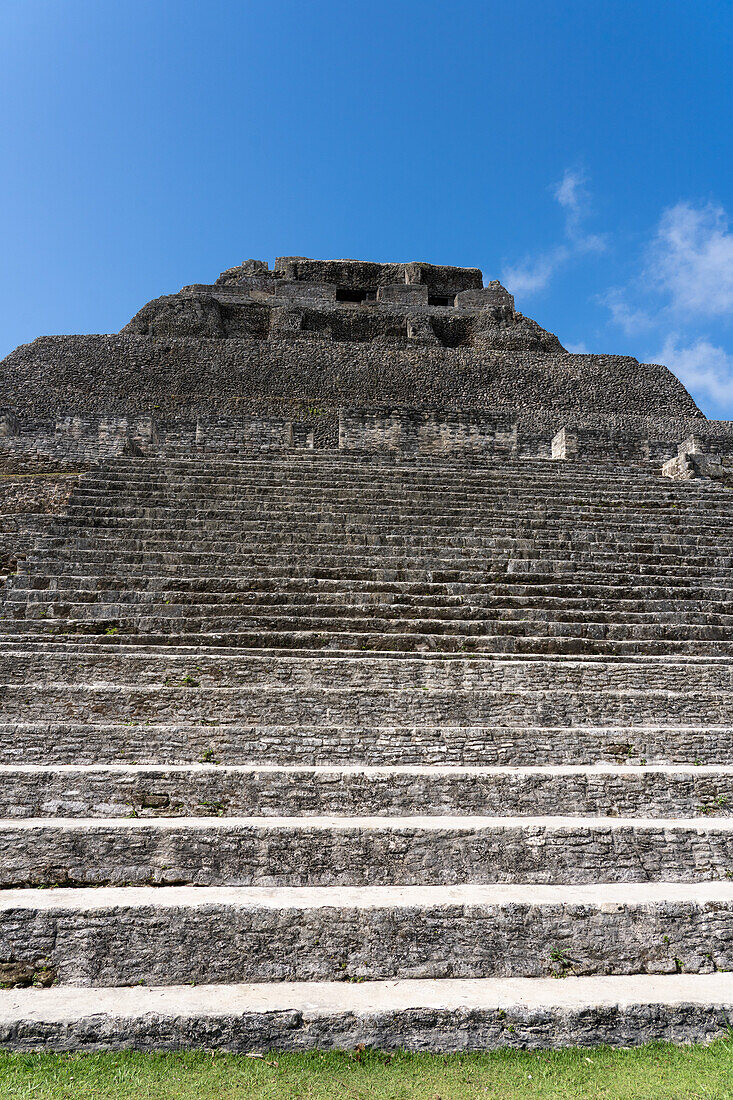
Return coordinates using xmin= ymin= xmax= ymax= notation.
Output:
xmin=1 ymin=255 xmax=733 ymax=1050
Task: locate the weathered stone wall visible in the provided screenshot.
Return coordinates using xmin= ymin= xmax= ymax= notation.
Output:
xmin=1 ymin=404 xmax=731 ymax=471
xmin=0 ymin=470 xmax=79 ymax=586
xmin=339 ymin=408 xmax=520 ymax=455
xmin=0 ymin=335 xmax=703 ymax=424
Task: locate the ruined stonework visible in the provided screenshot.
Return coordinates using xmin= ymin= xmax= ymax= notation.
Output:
xmin=2 ymin=256 xmax=727 ymax=468
xmin=0 ymin=259 xmax=733 ymax=1050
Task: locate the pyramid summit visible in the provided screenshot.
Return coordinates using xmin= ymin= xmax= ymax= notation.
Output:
xmin=0 ymin=257 xmax=733 ymax=1051
xmin=0 ymin=255 xmax=708 ymax=440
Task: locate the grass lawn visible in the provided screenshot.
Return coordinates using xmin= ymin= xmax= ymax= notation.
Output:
xmin=1 ymin=1042 xmax=732 ymax=1100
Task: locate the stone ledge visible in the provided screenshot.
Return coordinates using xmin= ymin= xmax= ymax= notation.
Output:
xmin=0 ymin=975 xmax=731 ymax=1050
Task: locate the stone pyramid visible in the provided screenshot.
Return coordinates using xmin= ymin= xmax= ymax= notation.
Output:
xmin=0 ymin=257 xmax=731 ymax=1050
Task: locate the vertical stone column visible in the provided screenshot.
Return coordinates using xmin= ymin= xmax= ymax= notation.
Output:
xmin=551 ymin=426 xmax=578 ymax=460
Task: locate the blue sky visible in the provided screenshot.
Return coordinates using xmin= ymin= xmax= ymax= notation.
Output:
xmin=2 ymin=0 xmax=733 ymax=417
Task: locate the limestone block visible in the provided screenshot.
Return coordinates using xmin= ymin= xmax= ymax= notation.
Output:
xmin=552 ymin=426 xmax=578 ymax=460
xmin=455 ymin=283 xmax=515 ymax=313
xmin=195 ymin=416 xmax=291 ymax=449
xmin=216 ymin=260 xmax=270 ymax=285
xmin=406 ymin=317 xmax=439 ymax=344
xmin=291 ymin=423 xmax=314 ymax=449
xmin=269 ymin=307 xmax=303 ymax=336
xmin=130 ymin=417 xmax=158 ymax=448
xmin=275 ymin=282 xmax=337 ymax=303
xmin=122 ymin=294 xmax=225 ymax=338
xmin=274 ymin=258 xmax=396 ymax=287
xmin=339 ymin=407 xmax=517 ymax=456
xmin=662 ymin=454 xmax=695 ymax=480
xmin=377 ymin=285 xmax=429 ymax=306
xmin=403 ymin=262 xmax=483 ymax=294
xmin=55 ymin=416 xmax=94 ymax=440
xmin=663 ymin=439 xmax=732 ymax=480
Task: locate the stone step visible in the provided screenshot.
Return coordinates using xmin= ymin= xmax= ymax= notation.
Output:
xmin=19 ymin=549 xmax=733 ymax=580
xmin=65 ymin=476 xmax=711 ymax=495
xmin=70 ymin=492 xmax=727 ymax=518
xmin=25 ymin=545 xmax=733 ymax=578
xmin=76 ymin=456 xmax=660 ymax=475
xmin=16 ymin=594 xmax=733 ymax=630
xmin=2 ymin=621 xmax=731 ymax=655
xmin=27 ymin=516 xmax=733 ymax=546
xmin=76 ymin=500 xmax=719 ymax=520
xmin=0 ymin=634 xmax=724 ymax=663
xmin=63 ymin=490 xmax=730 ymax=509
xmin=16 ymin=561 xmax=733 ymax=590
xmin=72 ymin=460 xmax=699 ymax=486
xmin=5 ymin=623 xmax=733 ymax=659
xmin=12 ymin=574 xmax=733 ymax=604
xmin=1 ymin=815 xmax=731 ymax=888
xmin=71 ymin=486 xmax=723 ymax=513
xmin=1 ymin=883 xmax=731 ymax=986
xmin=0 ymin=646 xmax=719 ymax=682
xmin=66 ymin=499 xmax=729 ymax=527
xmin=72 ymin=493 xmax=711 ymax=517
xmin=4 ymin=681 xmax=729 ymax=729
xmin=12 ymin=612 xmax=733 ymax=650
xmin=3 ymin=973 xmax=730 ymax=1050
xmin=77 ymin=487 xmax=699 ymax=510
xmin=32 ymin=542 xmax=733 ymax=571
xmin=58 ymin=478 xmax=733 ymax=500
xmin=15 ymin=596 xmax=733 ymax=629
xmin=0 ymin=763 xmax=730 ymax=818
xmin=14 ymin=587 xmax=733 ymax=619
xmin=58 ymin=501 xmax=733 ymax=530
xmin=1 ymin=973 xmax=731 ymax=1050
xmin=56 ymin=486 xmax=733 ymax=513
xmin=0 ymin=721 xmax=727 ymax=767
xmin=38 ymin=528 xmax=733 ymax=558
xmin=11 ymin=583 xmax=733 ymax=623
xmin=64 ymin=471 xmax=723 ymax=490
xmin=1 ymin=646 xmax=730 ymax=691
xmin=16 ymin=563 xmax=733 ymax=597
xmin=76 ymin=460 xmax=670 ymax=484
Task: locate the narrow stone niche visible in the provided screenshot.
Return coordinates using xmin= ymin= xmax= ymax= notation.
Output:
xmin=335 ymin=287 xmax=377 ymax=303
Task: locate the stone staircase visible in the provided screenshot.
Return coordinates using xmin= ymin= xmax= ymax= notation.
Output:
xmin=0 ymin=453 xmax=732 ymax=1050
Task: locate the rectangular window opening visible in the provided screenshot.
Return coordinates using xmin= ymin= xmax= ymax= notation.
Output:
xmin=336 ymin=287 xmax=375 ymax=303
xmin=428 ymin=294 xmax=453 ymax=307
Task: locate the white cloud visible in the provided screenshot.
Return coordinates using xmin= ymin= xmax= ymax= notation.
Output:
xmin=602 ymin=288 xmax=654 ymax=335
xmin=604 ymin=202 xmax=733 ymax=411
xmin=502 ymin=246 xmax=569 ymax=296
xmin=554 ymin=170 xmax=584 ymax=212
xmin=554 ymin=169 xmax=606 ymax=254
xmin=655 ymin=335 xmax=733 ymax=406
xmin=501 ymin=168 xmax=605 ymax=297
xmin=564 ymin=340 xmax=591 ymax=354
xmin=647 ymin=202 xmax=733 ymax=318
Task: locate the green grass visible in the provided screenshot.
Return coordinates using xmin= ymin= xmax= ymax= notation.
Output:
xmin=1 ymin=1043 xmax=732 ymax=1100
